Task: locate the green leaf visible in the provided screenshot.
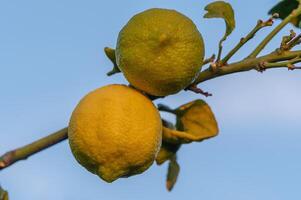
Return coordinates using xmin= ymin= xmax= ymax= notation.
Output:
xmin=166 ymin=157 xmax=180 ymax=191
xmin=268 ymin=0 xmax=301 ymax=28
xmin=160 ymin=100 xmax=219 ymax=144
xmin=104 ymin=47 xmax=121 ymax=76
xmin=204 ymin=1 xmax=236 ymax=42
xmin=0 ymin=186 xmax=9 ymax=200
xmin=176 ymin=99 xmax=219 ymax=141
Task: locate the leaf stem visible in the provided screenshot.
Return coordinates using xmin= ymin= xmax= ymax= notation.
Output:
xmin=158 ymin=104 xmax=176 ymax=114
xmin=0 ymin=128 xmax=68 ymax=171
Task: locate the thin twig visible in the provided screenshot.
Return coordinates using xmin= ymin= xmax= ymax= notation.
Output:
xmin=193 ymin=50 xmax=301 ymax=84
xmin=264 ymin=56 xmax=301 ymax=70
xmin=0 ymin=128 xmax=68 ymax=171
xmin=221 ymin=15 xmax=277 ymax=65
xmin=248 ymin=4 xmax=301 ymax=58
xmin=186 ymin=85 xmax=212 ymax=97
xmin=202 ymin=54 xmax=216 ymax=66
xmin=216 ymin=37 xmax=225 ymax=62
xmin=287 ymin=33 xmax=301 ymax=50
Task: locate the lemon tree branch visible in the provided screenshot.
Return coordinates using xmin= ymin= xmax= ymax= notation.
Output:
xmin=2 ymin=2 xmax=301 ymax=173
xmin=0 ymin=128 xmax=68 ymax=171
xmin=221 ymin=14 xmax=277 ymax=65
xmin=248 ymin=3 xmax=301 ymax=58
xmin=192 ymin=50 xmax=301 ymax=84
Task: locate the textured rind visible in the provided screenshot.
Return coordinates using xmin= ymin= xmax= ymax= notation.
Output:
xmin=68 ymin=84 xmax=162 ymax=182
xmin=116 ymin=8 xmax=205 ymax=96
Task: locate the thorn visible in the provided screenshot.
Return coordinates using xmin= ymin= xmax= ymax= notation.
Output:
xmin=186 ymin=85 xmax=212 ymax=97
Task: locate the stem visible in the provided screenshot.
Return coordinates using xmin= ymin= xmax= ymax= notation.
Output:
xmin=158 ymin=104 xmax=176 ymax=114
xmin=248 ymin=4 xmax=301 ymax=58
xmin=216 ymin=38 xmax=224 ymax=62
xmin=264 ymin=57 xmax=301 ymax=69
xmin=222 ymin=18 xmax=274 ymax=65
xmin=0 ymin=127 xmax=68 ymax=171
xmin=202 ymin=54 xmax=215 ymax=66
xmin=194 ymin=50 xmax=301 ymax=84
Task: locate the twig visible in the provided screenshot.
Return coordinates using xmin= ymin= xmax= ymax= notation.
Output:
xmin=287 ymin=33 xmax=301 ymax=50
xmin=263 ymin=56 xmax=301 ymax=70
xmin=193 ymin=50 xmax=301 ymax=84
xmin=186 ymin=85 xmax=212 ymax=97
xmin=202 ymin=54 xmax=216 ymax=66
xmin=0 ymin=128 xmax=68 ymax=171
xmin=248 ymin=4 xmax=301 ymax=58
xmin=216 ymin=37 xmax=225 ymax=62
xmin=221 ymin=14 xmax=277 ymax=65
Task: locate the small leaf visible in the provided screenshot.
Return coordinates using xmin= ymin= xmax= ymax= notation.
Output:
xmin=104 ymin=47 xmax=121 ymax=76
xmin=160 ymin=100 xmax=219 ymax=144
xmin=166 ymin=157 xmax=180 ymax=191
xmin=268 ymin=0 xmax=301 ymax=28
xmin=204 ymin=1 xmax=236 ymax=42
xmin=0 ymin=186 xmax=9 ymax=200
xmin=176 ymin=99 xmax=219 ymax=141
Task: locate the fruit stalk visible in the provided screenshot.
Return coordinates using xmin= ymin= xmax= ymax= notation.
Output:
xmin=0 ymin=128 xmax=68 ymax=171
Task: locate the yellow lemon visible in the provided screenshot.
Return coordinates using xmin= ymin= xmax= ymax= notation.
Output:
xmin=116 ymin=8 xmax=205 ymax=96
xmin=68 ymin=84 xmax=162 ymax=182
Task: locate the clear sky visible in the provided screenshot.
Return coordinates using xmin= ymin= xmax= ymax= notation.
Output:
xmin=1 ymin=0 xmax=301 ymax=199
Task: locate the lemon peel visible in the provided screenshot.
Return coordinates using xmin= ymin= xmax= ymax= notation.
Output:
xmin=68 ymin=84 xmax=162 ymax=182
xmin=116 ymin=8 xmax=205 ymax=96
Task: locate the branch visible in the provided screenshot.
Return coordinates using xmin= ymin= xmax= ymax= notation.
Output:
xmin=193 ymin=50 xmax=301 ymax=84
xmin=202 ymin=54 xmax=216 ymax=66
xmin=221 ymin=14 xmax=277 ymax=65
xmin=0 ymin=128 xmax=68 ymax=171
xmin=186 ymin=85 xmax=212 ymax=97
xmin=248 ymin=4 xmax=301 ymax=58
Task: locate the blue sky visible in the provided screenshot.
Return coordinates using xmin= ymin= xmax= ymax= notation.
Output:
xmin=1 ymin=0 xmax=301 ymax=199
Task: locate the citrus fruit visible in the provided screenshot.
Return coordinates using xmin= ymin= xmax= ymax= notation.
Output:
xmin=68 ymin=84 xmax=162 ymax=182
xmin=116 ymin=8 xmax=205 ymax=96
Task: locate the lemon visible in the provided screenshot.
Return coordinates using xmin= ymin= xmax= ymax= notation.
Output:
xmin=116 ymin=8 xmax=205 ymax=96
xmin=68 ymin=84 xmax=162 ymax=182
